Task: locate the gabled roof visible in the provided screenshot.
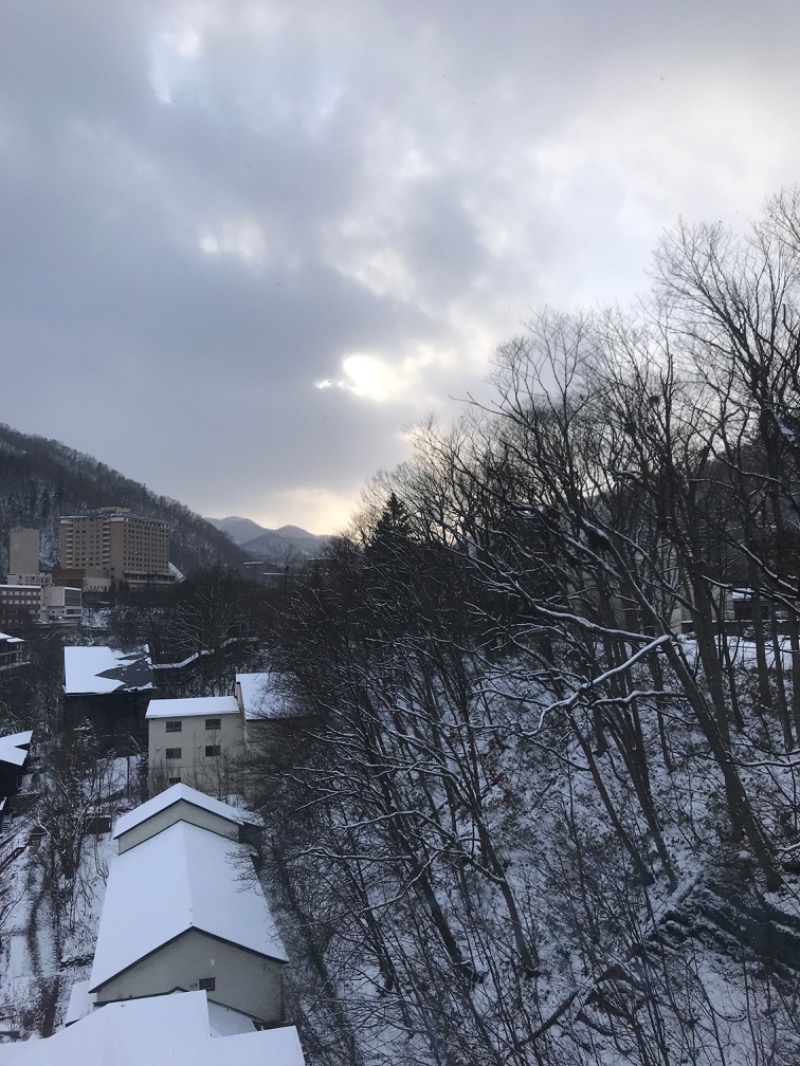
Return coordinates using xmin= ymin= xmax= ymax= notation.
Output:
xmin=113 ymin=783 xmax=257 ymax=840
xmin=63 ymin=645 xmax=154 ymax=695
xmin=0 ymin=731 xmax=32 ymax=768
xmin=145 ymin=694 xmax=240 ymax=719
xmin=235 ymin=672 xmax=298 ymax=721
xmin=90 ymin=821 xmax=287 ymax=991
xmin=0 ymin=991 xmax=306 ymax=1066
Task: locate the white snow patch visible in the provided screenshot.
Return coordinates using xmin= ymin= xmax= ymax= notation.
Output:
xmin=0 ymin=732 xmax=32 ymax=769
xmin=145 ymin=695 xmax=240 ymax=719
xmin=0 ymin=990 xmax=306 ymax=1065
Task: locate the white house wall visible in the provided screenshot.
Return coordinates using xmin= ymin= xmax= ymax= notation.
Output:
xmin=116 ymin=801 xmax=240 ymax=853
xmin=149 ymin=712 xmax=245 ymax=792
xmin=93 ymin=928 xmax=284 ymax=1024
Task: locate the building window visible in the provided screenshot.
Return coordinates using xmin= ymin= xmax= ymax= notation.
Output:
xmin=205 ymin=745 xmax=221 ymax=758
xmin=205 ymin=718 xmax=221 ymax=731
xmin=165 ymin=747 xmax=182 ymax=760
xmin=165 ymin=721 xmax=182 ymax=733
xmin=168 ymin=776 xmax=181 ymax=785
xmin=198 ymin=977 xmax=216 ymax=991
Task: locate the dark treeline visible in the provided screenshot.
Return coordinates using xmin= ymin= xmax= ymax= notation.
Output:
xmin=258 ymin=192 xmax=800 ymax=1065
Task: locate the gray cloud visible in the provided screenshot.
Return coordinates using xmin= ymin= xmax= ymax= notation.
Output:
xmin=1 ymin=0 xmax=799 ymax=531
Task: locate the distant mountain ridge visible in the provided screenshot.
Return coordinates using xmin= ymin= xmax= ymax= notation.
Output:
xmin=206 ymin=516 xmax=266 ymax=546
xmin=207 ymin=516 xmax=330 ymax=565
xmin=0 ymin=423 xmax=248 ymax=575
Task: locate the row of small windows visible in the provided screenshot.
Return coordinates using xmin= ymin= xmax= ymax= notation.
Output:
xmin=165 ymin=719 xmax=222 ymax=732
xmin=165 ymin=746 xmax=221 ymax=760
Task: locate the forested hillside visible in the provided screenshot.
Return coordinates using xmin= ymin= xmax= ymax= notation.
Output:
xmin=258 ymin=193 xmax=800 ymax=1064
xmin=0 ymin=424 xmax=247 ymax=574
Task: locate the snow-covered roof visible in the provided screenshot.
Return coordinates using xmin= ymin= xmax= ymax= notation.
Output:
xmin=90 ymin=820 xmax=287 ymax=991
xmin=236 ymin=673 xmax=298 ymax=721
xmin=63 ymin=645 xmax=154 ymax=695
xmin=113 ymin=783 xmax=257 ymax=840
xmin=679 ymin=634 xmax=794 ymax=672
xmin=0 ymin=991 xmax=306 ymax=1066
xmin=207 ymin=1001 xmax=258 ymax=1037
xmin=0 ymin=731 xmax=32 ymax=768
xmin=0 ymin=632 xmax=24 ymax=644
xmin=145 ymin=694 xmax=240 ymax=719
xmin=64 ymin=980 xmax=95 ymax=1026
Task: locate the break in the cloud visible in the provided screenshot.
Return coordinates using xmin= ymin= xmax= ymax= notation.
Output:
xmin=1 ymin=0 xmax=799 ymax=532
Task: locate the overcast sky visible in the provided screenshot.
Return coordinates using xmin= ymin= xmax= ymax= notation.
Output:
xmin=2 ymin=1 xmax=798 ymax=533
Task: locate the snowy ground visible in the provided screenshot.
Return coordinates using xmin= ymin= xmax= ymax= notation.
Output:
xmin=0 ymin=757 xmax=140 ymax=1040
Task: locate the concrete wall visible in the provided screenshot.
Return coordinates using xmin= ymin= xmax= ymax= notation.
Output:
xmin=148 ymin=711 xmax=245 ymax=794
xmin=94 ymin=928 xmax=284 ymax=1024
xmin=117 ymin=800 xmax=240 ymax=854
xmin=9 ymin=529 xmax=39 ymax=575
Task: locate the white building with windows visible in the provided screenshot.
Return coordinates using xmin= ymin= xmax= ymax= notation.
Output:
xmin=40 ymin=584 xmax=82 ymax=624
xmin=4 ymin=784 xmax=304 ymax=1064
xmin=146 ymin=695 xmax=245 ymax=794
xmin=88 ymin=813 xmax=288 ymax=1024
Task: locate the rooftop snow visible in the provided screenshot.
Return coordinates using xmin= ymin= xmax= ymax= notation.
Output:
xmin=64 ymin=980 xmax=95 ymax=1026
xmin=145 ymin=695 xmax=240 ymax=719
xmin=236 ymin=673 xmax=298 ymax=721
xmin=113 ymin=783 xmax=257 ymax=840
xmin=207 ymin=1001 xmax=258 ymax=1037
xmin=0 ymin=991 xmax=306 ymax=1066
xmin=0 ymin=632 xmax=24 ymax=644
xmin=63 ymin=645 xmax=154 ymax=695
xmin=90 ymin=820 xmax=287 ymax=990
xmin=0 ymin=731 xmax=32 ymax=768
xmin=679 ymin=634 xmax=795 ymax=672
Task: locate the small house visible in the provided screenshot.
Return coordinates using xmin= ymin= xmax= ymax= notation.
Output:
xmin=88 ymin=817 xmax=288 ymax=1024
xmin=63 ymin=645 xmax=154 ymax=751
xmin=235 ymin=673 xmax=313 ymax=797
xmin=145 ymin=695 xmax=244 ymax=795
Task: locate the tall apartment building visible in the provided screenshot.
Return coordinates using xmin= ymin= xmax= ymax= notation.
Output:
xmin=59 ymin=510 xmax=170 ymax=585
xmin=9 ymin=528 xmax=40 ymax=576
xmin=8 ymin=528 xmax=51 ymax=587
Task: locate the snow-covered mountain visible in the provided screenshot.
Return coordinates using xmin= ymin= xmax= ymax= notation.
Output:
xmin=207 ymin=517 xmax=330 ymax=565
xmin=205 ymin=516 xmax=268 ymax=546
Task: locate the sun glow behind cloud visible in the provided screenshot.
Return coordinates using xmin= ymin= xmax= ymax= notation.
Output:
xmin=315 ymin=341 xmax=456 ymax=407
xmin=5 ymin=0 xmax=800 ymax=534
xmin=316 ymin=353 xmax=402 ymax=403
xmin=255 ymin=485 xmax=357 ymax=536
